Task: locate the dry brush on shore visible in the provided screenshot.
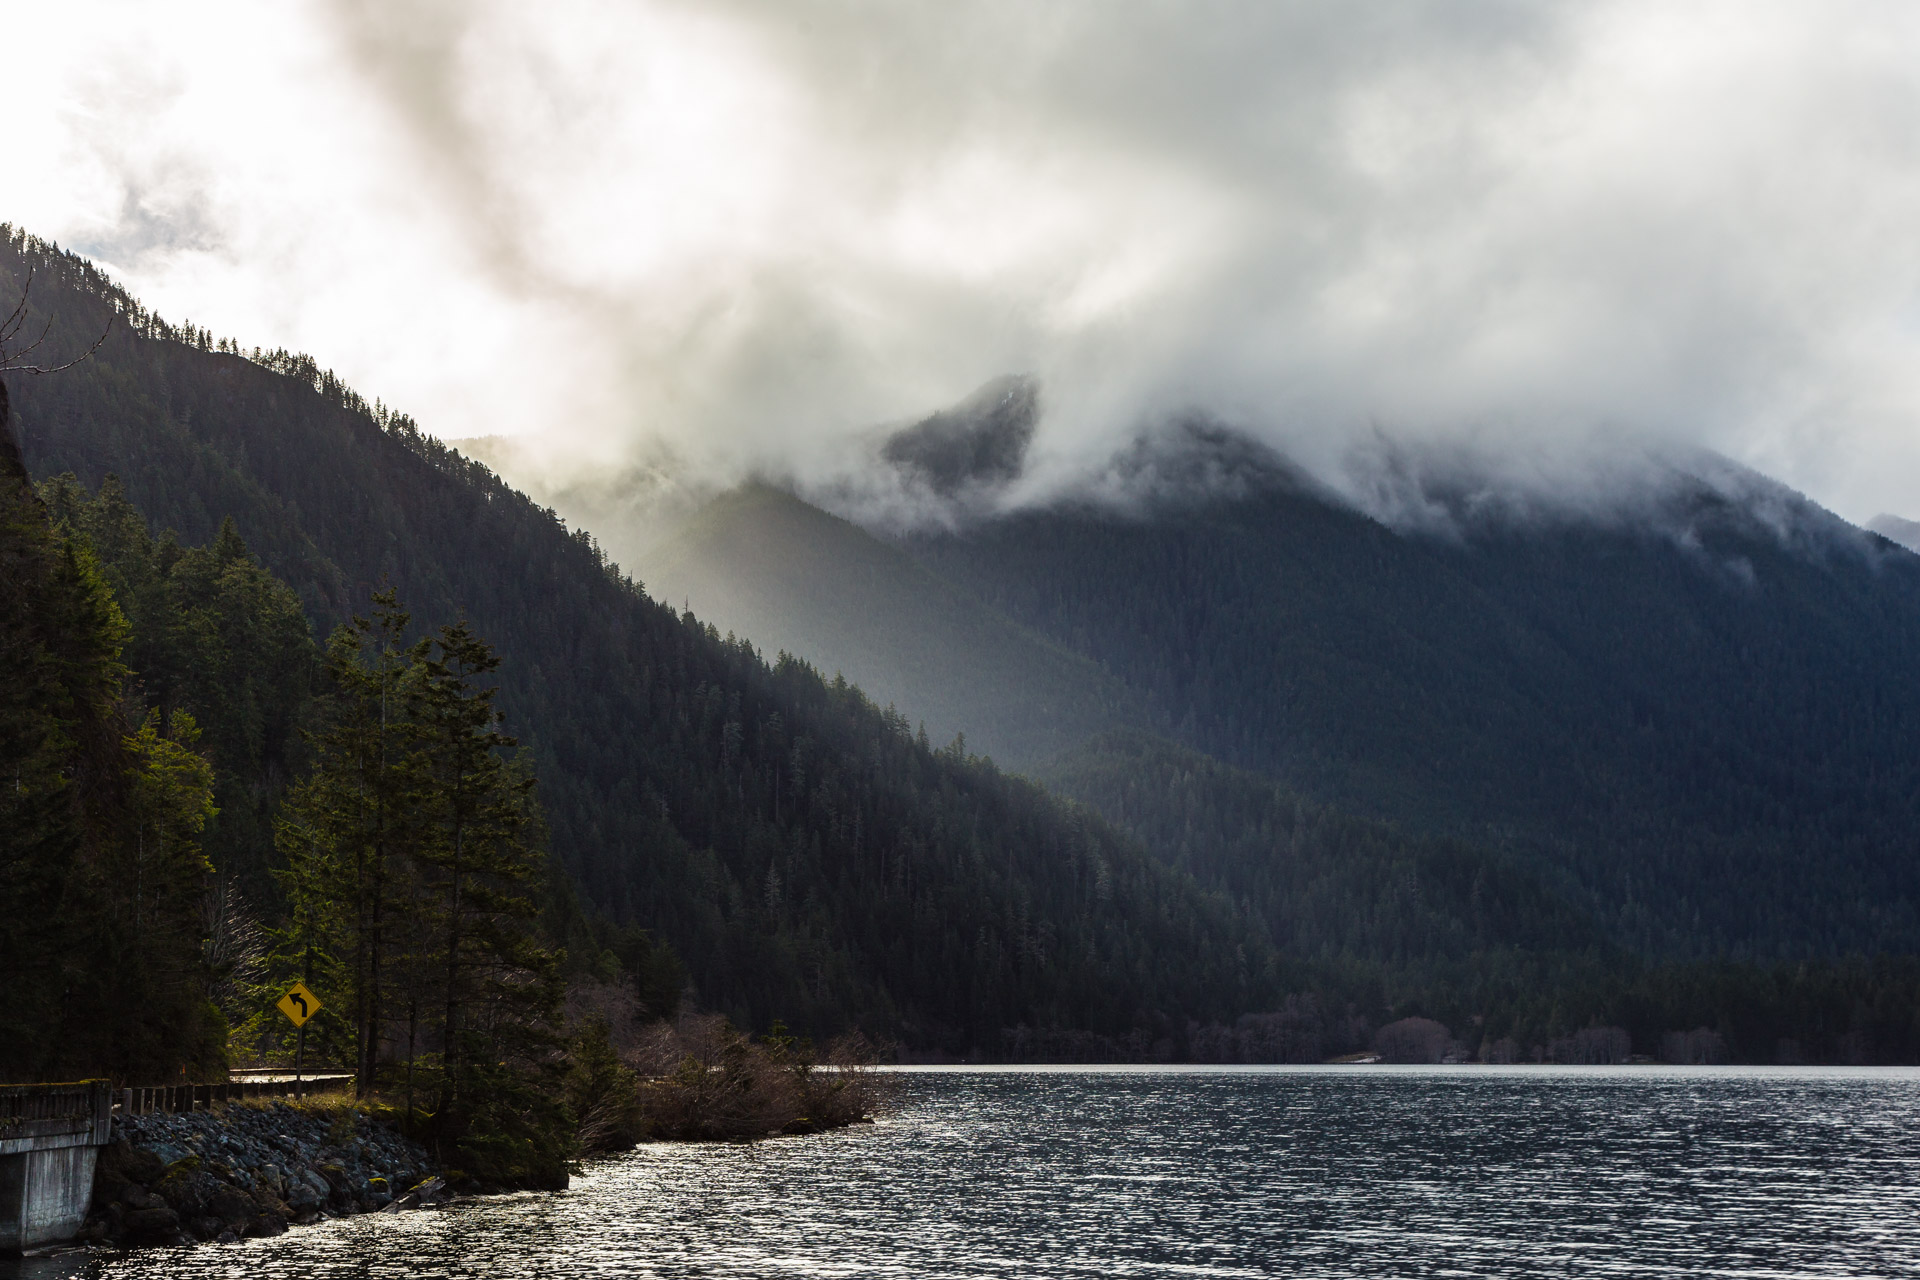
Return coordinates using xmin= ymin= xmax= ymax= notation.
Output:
xmin=565 ymin=982 xmax=896 ymax=1150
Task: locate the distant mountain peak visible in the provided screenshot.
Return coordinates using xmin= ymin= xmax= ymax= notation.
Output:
xmin=1867 ymin=512 xmax=1920 ymax=554
xmin=880 ymin=374 xmax=1038 ymax=499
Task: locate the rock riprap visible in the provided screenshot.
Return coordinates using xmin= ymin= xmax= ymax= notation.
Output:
xmin=86 ymin=1102 xmax=447 ymax=1247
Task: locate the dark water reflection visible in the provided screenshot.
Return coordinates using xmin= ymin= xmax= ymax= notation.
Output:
xmin=16 ymin=1066 xmax=1920 ymax=1278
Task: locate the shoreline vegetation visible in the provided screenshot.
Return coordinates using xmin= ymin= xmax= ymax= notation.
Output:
xmin=83 ymin=1013 xmax=894 ymax=1255
xmin=566 ymin=1003 xmax=895 ymax=1148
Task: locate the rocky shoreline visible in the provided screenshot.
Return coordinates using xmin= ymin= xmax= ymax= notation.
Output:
xmin=83 ymin=1101 xmax=449 ymax=1249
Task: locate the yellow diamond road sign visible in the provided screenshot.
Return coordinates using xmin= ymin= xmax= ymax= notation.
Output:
xmin=276 ymin=982 xmax=322 ymax=1028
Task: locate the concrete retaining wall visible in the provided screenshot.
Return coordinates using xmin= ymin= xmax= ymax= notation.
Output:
xmin=0 ymin=1081 xmax=113 ymax=1255
xmin=0 ymin=1143 xmax=99 ymax=1252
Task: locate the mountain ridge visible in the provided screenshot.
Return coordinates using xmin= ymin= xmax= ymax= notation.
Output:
xmin=499 ymin=414 xmax=1920 ymax=961
xmin=640 ymin=482 xmax=1136 ymax=767
xmin=0 ymin=229 xmax=1269 ymax=1052
xmin=15 ymin=224 xmax=1920 ymax=1062
xmin=900 ymin=442 xmax=1920 ymax=957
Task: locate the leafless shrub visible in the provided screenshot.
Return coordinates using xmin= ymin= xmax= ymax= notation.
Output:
xmin=1373 ymin=1016 xmax=1453 ymax=1064
xmin=1183 ymin=995 xmax=1373 ymax=1064
xmin=626 ymin=1017 xmax=691 ymax=1079
xmin=629 ymin=1013 xmax=891 ymax=1141
xmin=1482 ymin=1037 xmax=1521 ymax=1064
xmin=1659 ymin=1027 xmax=1728 ymax=1065
xmin=818 ymin=1030 xmax=900 ymax=1121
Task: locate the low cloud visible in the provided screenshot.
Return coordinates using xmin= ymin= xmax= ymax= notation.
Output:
xmin=12 ymin=1 xmax=1920 ymax=525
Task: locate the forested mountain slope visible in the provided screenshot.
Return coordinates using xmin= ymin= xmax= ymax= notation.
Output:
xmin=639 ymin=484 xmax=1135 ymax=766
xmin=1038 ymin=729 xmax=1606 ymax=971
xmin=570 ymin=417 xmax=1920 ymax=961
xmin=18 ymin=222 xmax=1920 ymax=1062
xmin=0 ymin=229 xmax=1268 ymax=1052
xmin=905 ymin=433 xmax=1920 ymax=958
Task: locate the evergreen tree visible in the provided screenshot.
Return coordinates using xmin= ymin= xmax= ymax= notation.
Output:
xmin=0 ymin=460 xmax=127 ymax=1074
xmin=414 ymin=620 xmax=560 ymax=1113
xmin=275 ymin=597 xmax=566 ymax=1182
xmin=105 ymin=708 xmax=221 ymax=1072
xmin=40 ymin=472 xmax=318 ymax=909
xmin=0 ymin=409 xmax=222 ymax=1080
xmin=275 ymin=591 xmax=426 ymax=1089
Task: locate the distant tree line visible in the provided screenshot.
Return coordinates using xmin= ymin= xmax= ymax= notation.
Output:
xmin=0 ymin=227 xmax=1269 ymax=1053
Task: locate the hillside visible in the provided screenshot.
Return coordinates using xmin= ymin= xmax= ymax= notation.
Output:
xmin=16 ymin=223 xmax=1920 ymax=1061
xmin=904 ymin=430 xmax=1920 ymax=957
xmin=640 ymin=484 xmax=1134 ymax=767
xmin=1037 ymin=729 xmax=1606 ymax=971
xmin=528 ymin=400 xmax=1920 ymax=962
xmin=0 ymin=228 xmax=1268 ymax=1053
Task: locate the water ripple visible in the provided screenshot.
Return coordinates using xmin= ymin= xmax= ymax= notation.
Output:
xmin=17 ymin=1066 xmax=1920 ymax=1279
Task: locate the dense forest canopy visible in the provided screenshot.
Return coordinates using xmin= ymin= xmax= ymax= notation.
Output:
xmin=888 ymin=431 xmax=1920 ymax=959
xmin=0 ymin=420 xmax=225 ymax=1081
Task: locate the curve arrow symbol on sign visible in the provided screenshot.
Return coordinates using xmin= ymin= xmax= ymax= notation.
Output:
xmin=290 ymin=992 xmax=308 ymax=1017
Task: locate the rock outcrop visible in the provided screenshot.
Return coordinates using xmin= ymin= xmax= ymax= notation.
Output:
xmin=83 ymin=1102 xmax=448 ymax=1248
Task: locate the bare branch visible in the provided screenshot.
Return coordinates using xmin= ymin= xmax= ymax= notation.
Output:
xmin=0 ymin=269 xmax=33 ymax=344
xmin=2 ymin=313 xmax=54 ymax=364
xmin=0 ymin=314 xmax=113 ymax=376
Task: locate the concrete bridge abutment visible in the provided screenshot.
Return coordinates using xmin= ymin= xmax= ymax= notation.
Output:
xmin=0 ymin=1082 xmax=112 ymax=1254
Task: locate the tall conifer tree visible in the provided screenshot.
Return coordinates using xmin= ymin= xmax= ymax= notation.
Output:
xmin=276 ymin=590 xmax=425 ymax=1090
xmin=276 ymin=596 xmax=565 ymax=1182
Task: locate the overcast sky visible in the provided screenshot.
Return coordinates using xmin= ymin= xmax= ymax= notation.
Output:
xmin=8 ymin=0 xmax=1920 ymax=522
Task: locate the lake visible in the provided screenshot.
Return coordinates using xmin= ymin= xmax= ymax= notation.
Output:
xmin=15 ymin=1065 xmax=1920 ymax=1278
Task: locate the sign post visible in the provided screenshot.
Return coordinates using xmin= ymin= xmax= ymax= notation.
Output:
xmin=275 ymin=982 xmax=322 ymax=1098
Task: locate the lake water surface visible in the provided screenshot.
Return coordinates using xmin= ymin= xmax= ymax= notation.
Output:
xmin=17 ymin=1065 xmax=1920 ymax=1278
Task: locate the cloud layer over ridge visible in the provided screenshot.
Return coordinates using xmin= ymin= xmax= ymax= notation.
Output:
xmin=9 ymin=1 xmax=1920 ymax=522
